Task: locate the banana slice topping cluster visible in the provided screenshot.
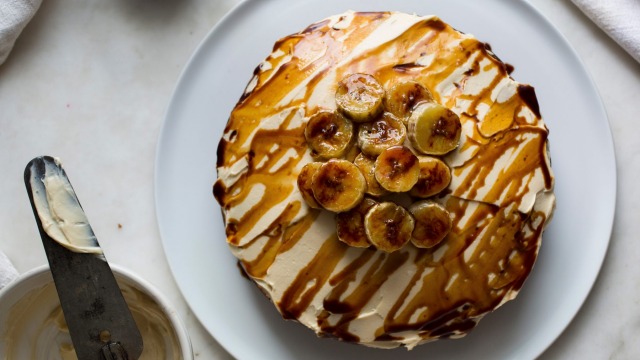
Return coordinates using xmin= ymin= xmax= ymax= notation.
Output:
xmin=298 ymin=73 xmax=461 ymax=252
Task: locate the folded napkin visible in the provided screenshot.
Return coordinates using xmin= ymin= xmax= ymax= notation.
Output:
xmin=571 ymin=0 xmax=640 ymax=63
xmin=0 ymin=0 xmax=42 ymax=65
xmin=0 ymin=250 xmax=18 ymax=290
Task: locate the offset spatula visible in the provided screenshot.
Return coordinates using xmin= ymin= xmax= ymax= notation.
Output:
xmin=24 ymin=156 xmax=143 ymax=360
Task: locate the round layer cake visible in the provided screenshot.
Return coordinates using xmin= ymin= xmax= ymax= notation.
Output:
xmin=213 ymin=11 xmax=555 ymax=349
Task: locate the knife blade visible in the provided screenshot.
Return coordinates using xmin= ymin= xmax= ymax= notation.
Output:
xmin=24 ymin=156 xmax=143 ymax=360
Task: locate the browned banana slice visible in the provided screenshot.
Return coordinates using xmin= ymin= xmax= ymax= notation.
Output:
xmin=335 ymin=73 xmax=385 ymax=122
xmin=336 ymin=197 xmax=378 ymax=248
xmin=297 ymin=162 xmax=323 ymax=209
xmin=357 ymin=112 xmax=407 ymax=156
xmin=409 ymin=200 xmax=452 ymax=248
xmin=374 ymin=146 xmax=420 ymax=193
xmin=364 ymin=202 xmax=414 ymax=253
xmin=384 ymin=81 xmax=434 ymax=123
xmin=304 ymin=111 xmax=354 ymax=159
xmin=354 ymin=153 xmax=388 ymax=197
xmin=408 ymin=102 xmax=462 ymax=155
xmin=312 ymin=159 xmax=366 ymax=212
xmin=409 ymin=156 xmax=452 ymax=198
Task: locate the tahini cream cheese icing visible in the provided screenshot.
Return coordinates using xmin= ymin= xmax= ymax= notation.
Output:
xmin=214 ymin=11 xmax=555 ymax=349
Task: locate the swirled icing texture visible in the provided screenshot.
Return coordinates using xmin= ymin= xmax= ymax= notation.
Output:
xmin=214 ymin=11 xmax=555 ymax=349
xmin=1 ymin=278 xmax=182 ymax=359
xmin=29 ymin=157 xmax=103 ymax=255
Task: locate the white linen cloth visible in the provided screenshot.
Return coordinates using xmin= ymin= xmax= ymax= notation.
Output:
xmin=571 ymin=0 xmax=640 ymax=63
xmin=0 ymin=0 xmax=42 ymax=65
xmin=0 ymin=250 xmax=18 ymax=290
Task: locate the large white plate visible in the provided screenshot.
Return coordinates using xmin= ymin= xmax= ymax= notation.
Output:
xmin=155 ymin=1 xmax=616 ymax=359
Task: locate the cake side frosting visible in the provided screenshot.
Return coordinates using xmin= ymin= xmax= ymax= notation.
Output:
xmin=214 ymin=11 xmax=555 ymax=349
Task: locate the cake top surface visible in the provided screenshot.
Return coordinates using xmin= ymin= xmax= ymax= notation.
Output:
xmin=214 ymin=11 xmax=555 ymax=349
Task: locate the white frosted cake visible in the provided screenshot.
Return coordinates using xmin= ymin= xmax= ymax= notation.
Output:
xmin=213 ymin=11 xmax=555 ymax=349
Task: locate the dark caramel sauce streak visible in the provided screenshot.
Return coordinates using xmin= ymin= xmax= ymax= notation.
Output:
xmin=240 ymin=202 xmax=309 ymax=279
xmin=517 ymin=84 xmax=541 ymax=118
xmin=319 ymin=251 xmax=410 ymax=341
xmin=214 ymin=12 xmax=553 ymax=344
xmin=278 ymin=234 xmax=348 ymax=320
xmin=451 ymin=127 xmax=550 ymax=205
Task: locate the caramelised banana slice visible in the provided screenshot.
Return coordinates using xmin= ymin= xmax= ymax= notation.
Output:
xmin=408 ymin=102 xmax=462 ymax=155
xmin=384 ymin=81 xmax=434 ymax=123
xmin=374 ymin=146 xmax=420 ymax=193
xmin=312 ymin=159 xmax=366 ymax=212
xmin=354 ymin=153 xmax=388 ymax=197
xmin=357 ymin=112 xmax=407 ymax=156
xmin=364 ymin=202 xmax=414 ymax=253
xmin=297 ymin=162 xmax=323 ymax=209
xmin=335 ymin=73 xmax=385 ymax=122
xmin=304 ymin=111 xmax=354 ymax=159
xmin=336 ymin=197 xmax=378 ymax=248
xmin=409 ymin=156 xmax=452 ymax=198
xmin=409 ymin=200 xmax=452 ymax=248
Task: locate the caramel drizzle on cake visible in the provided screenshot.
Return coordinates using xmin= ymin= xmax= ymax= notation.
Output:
xmin=214 ymin=11 xmax=554 ymax=348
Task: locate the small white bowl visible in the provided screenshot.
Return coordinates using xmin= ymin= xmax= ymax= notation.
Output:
xmin=0 ymin=264 xmax=193 ymax=359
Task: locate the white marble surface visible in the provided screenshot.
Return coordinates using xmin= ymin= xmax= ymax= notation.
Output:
xmin=0 ymin=0 xmax=638 ymax=359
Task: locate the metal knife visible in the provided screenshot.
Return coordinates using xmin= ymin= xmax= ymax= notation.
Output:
xmin=24 ymin=156 xmax=143 ymax=360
